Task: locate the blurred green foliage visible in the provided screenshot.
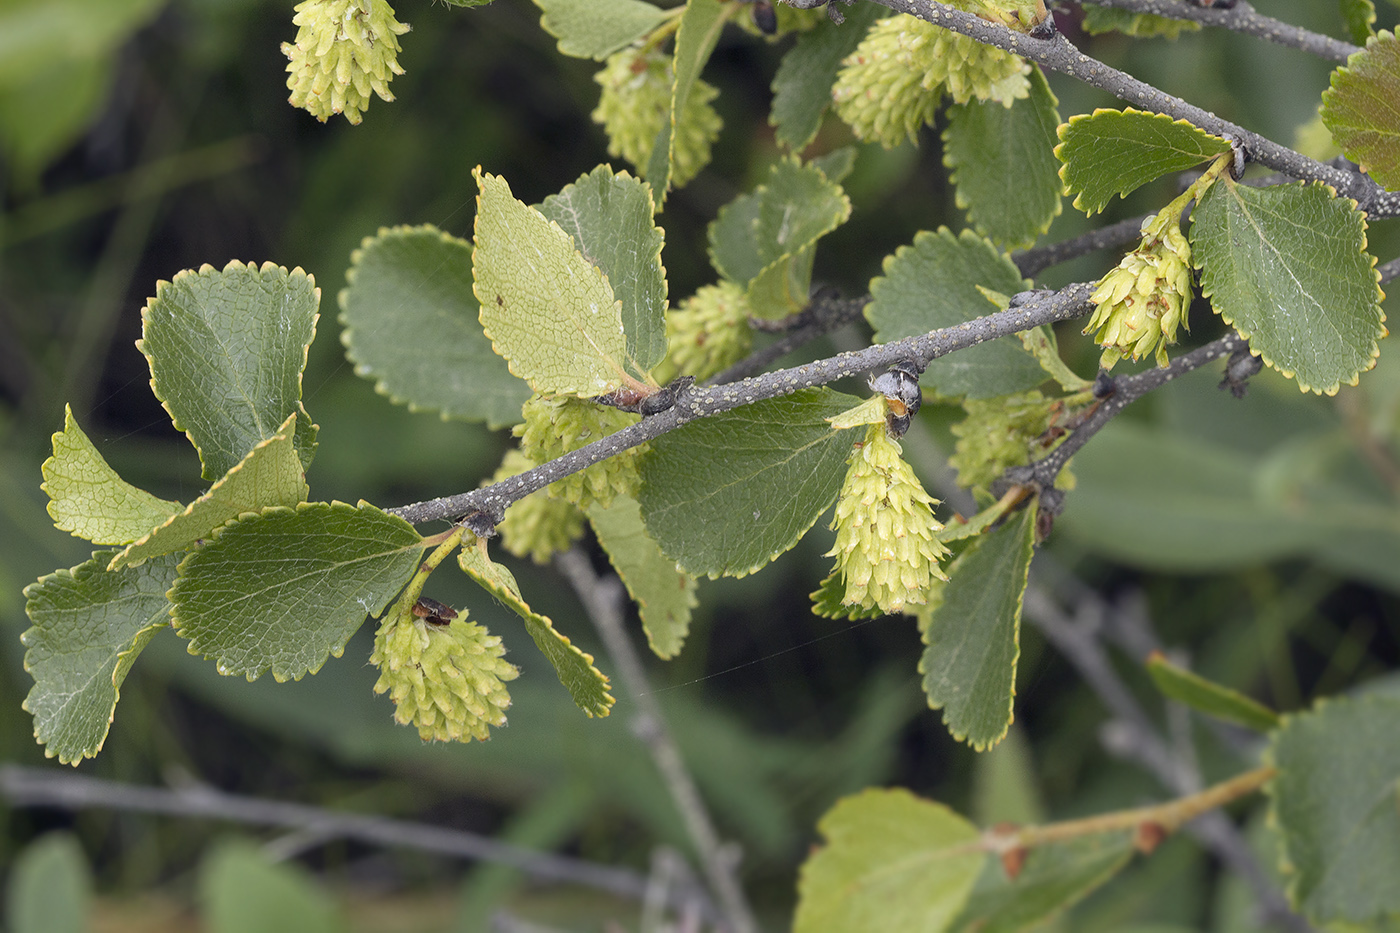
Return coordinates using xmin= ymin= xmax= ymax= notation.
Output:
xmin=1 ymin=0 xmax=1398 ymax=930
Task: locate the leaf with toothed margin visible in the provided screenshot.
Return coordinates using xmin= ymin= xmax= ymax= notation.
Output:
xmin=538 ymin=165 xmax=668 ymax=379
xmin=769 ymin=2 xmax=883 ymax=152
xmin=1322 ymin=30 xmax=1400 ymax=189
xmin=109 ymin=413 xmax=308 ymax=571
xmin=21 ymin=551 xmax=179 ymax=764
xmin=458 ymin=543 xmax=614 ymax=716
xmin=169 ymin=502 xmax=424 ymax=682
xmin=1055 ymin=108 xmax=1231 ymax=215
xmin=1338 ymin=0 xmax=1377 ymax=45
xmin=339 ymin=225 xmax=530 ymax=428
xmin=1268 ymin=692 xmax=1400 ymax=926
xmin=588 ymin=495 xmax=697 ymax=659
xmin=42 ymin=405 xmax=180 ymax=546
xmin=866 ymin=227 xmax=1045 ymax=400
xmin=636 ymin=388 xmax=862 ymax=578
xmin=532 ymin=0 xmax=670 ymax=60
xmin=1190 ymin=178 xmax=1385 ymax=395
xmin=644 ymin=0 xmax=729 ymax=203
xmin=943 ymin=65 xmax=1062 ymax=251
xmin=138 ymin=260 xmax=319 ymax=481
xmin=795 ymin=788 xmax=984 ymax=933
xmin=920 ymin=502 xmax=1036 ymax=751
xmin=472 ymin=168 xmax=630 ymax=397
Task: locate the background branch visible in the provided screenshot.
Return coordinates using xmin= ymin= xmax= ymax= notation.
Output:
xmin=1083 ymin=0 xmax=1359 ymax=62
xmin=0 ymin=763 xmax=722 ymax=920
xmin=556 ymin=549 xmax=757 ymax=933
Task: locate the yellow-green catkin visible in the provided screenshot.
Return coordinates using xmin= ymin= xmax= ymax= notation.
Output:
xmin=514 ymin=396 xmax=643 ymax=511
xmin=949 ymin=390 xmax=1057 ymax=490
xmin=282 ymin=0 xmax=410 ymax=124
xmin=831 ymin=11 xmax=1029 ymax=148
xmin=827 ymin=424 xmax=950 ymax=614
xmin=371 ymin=609 xmax=518 ymax=743
xmin=657 ymin=281 xmax=754 ymax=384
xmin=493 ymin=449 xmax=586 ymax=565
xmin=592 ymin=47 xmax=721 ymax=187
xmin=1083 ymin=207 xmax=1194 ymax=369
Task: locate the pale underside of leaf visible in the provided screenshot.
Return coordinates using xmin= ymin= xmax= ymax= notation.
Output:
xmin=110 ymin=412 xmax=308 ymax=571
xmin=473 ymin=168 xmax=629 ymax=397
xmin=42 ymin=405 xmax=180 ymax=546
xmin=459 ymin=543 xmax=614 ymax=716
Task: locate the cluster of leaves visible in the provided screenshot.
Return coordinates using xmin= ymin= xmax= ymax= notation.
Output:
xmin=17 ymin=0 xmax=1400 ymax=930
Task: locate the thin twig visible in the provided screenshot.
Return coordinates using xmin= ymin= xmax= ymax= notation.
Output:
xmin=789 ymin=0 xmax=1400 ymax=217
xmin=1013 ymin=214 xmax=1151 ymax=278
xmin=1020 ymin=586 xmax=1316 ymax=933
xmin=387 ymin=282 xmax=1094 ymax=525
xmin=0 ymin=764 xmax=722 ymax=916
xmin=555 ymin=549 xmax=757 ymax=933
xmin=1082 ymin=0 xmax=1360 ymax=62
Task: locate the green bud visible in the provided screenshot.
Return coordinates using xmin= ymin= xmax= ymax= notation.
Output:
xmin=949 ymin=390 xmax=1059 ymax=490
xmin=832 ymin=12 xmax=1029 ymax=148
xmin=371 ymin=607 xmax=518 ymax=743
xmin=1083 ymin=208 xmax=1193 ymax=369
xmin=592 ymin=48 xmax=722 ymax=187
xmin=656 ymin=281 xmax=754 ymax=384
xmin=514 ymin=395 xmax=643 ymax=511
xmin=282 ymin=0 xmax=410 ymax=125
xmin=827 ymin=424 xmax=950 ymax=615
xmin=493 ymin=449 xmax=586 ymax=565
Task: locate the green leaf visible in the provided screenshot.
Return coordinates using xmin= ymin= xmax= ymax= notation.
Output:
xmin=200 ymin=840 xmax=343 ymax=933
xmin=338 ymin=224 xmax=530 ymax=428
xmin=110 ymin=413 xmax=309 ymax=571
xmin=769 ymin=2 xmax=883 ymax=151
xmin=5 ymin=833 xmax=92 ymax=933
xmin=1145 ymin=653 xmax=1281 ymax=732
xmin=1019 ymin=325 xmax=1093 ymax=392
xmin=532 ymin=0 xmax=670 ymax=60
xmin=538 ymin=165 xmax=668 ymax=378
xmin=795 ymin=788 xmax=984 ymax=933
xmin=1080 ymin=6 xmax=1200 ymax=39
xmin=473 ymin=168 xmax=631 ymax=396
xmin=920 ymin=503 xmax=1036 ymax=751
xmin=1339 ymin=0 xmax=1378 ymax=45
xmin=865 ymin=228 xmax=1045 ymax=399
xmin=21 ymin=551 xmax=178 ymax=764
xmin=1055 ymin=108 xmax=1231 ymax=215
xmin=811 ymin=570 xmax=884 ymax=621
xmin=458 ymin=543 xmax=614 ymax=716
xmin=1321 ymin=31 xmax=1400 ymax=190
xmin=138 ymin=260 xmax=320 ymax=481
xmin=588 ymin=495 xmax=698 ymax=659
xmin=41 ymin=405 xmax=180 ymax=545
xmin=644 ymin=0 xmax=729 ymax=202
xmin=636 ymin=388 xmax=862 ymax=578
xmin=709 ymin=157 xmax=851 ymax=319
xmin=1191 ymin=179 xmax=1384 ymax=395
xmin=943 ymin=65 xmax=1063 ymax=251
xmin=1268 ymin=692 xmax=1400 ymax=926
xmin=170 ymin=502 xmax=424 ymax=682
xmin=950 ymin=835 xmax=1135 ymax=933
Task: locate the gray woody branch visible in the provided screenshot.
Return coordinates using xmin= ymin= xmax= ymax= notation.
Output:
xmin=387 ymin=282 xmax=1094 ymax=525
xmin=783 ymin=0 xmax=1400 ymax=218
xmin=1083 ymin=0 xmax=1359 ymax=62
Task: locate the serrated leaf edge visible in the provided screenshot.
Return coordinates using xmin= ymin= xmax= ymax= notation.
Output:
xmin=1054 ymin=107 xmax=1231 ymax=214
xmin=107 ymin=412 xmax=306 ymax=572
xmin=472 ymin=168 xmax=630 ymax=397
xmin=137 ymin=260 xmax=321 ymax=478
xmin=1192 ymin=179 xmax=1387 ymax=395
